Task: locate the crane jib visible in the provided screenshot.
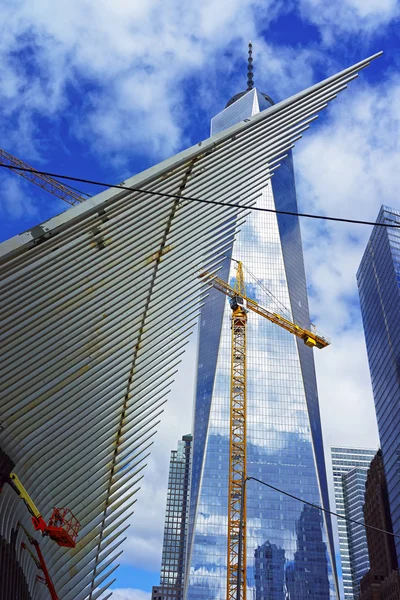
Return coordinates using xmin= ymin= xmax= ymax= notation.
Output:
xmin=199 ymin=270 xmax=330 ymax=349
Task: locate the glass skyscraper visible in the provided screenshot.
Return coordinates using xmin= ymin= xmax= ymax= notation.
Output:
xmin=331 ymin=446 xmax=376 ymax=599
xmin=357 ymin=205 xmax=400 ymax=567
xmin=153 ymin=435 xmax=192 ymax=600
xmin=185 ymin=86 xmax=337 ymax=599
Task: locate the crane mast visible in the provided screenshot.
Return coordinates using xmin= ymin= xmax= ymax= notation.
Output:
xmin=227 ymin=262 xmax=247 ymax=600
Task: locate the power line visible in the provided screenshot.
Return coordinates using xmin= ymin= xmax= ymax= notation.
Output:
xmin=247 ymin=476 xmax=400 ymax=540
xmin=1 ymin=163 xmax=399 ymax=229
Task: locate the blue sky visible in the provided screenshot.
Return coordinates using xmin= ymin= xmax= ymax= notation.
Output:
xmin=0 ymin=0 xmax=397 ymax=246
xmin=1 ymin=1 xmax=400 ymax=599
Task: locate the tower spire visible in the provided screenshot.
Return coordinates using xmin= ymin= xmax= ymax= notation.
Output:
xmin=247 ymin=41 xmax=254 ymax=90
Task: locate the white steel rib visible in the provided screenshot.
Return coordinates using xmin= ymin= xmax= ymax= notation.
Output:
xmin=0 ymin=51 xmax=381 ymax=599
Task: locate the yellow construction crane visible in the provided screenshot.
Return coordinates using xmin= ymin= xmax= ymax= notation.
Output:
xmin=199 ymin=262 xmax=330 ymax=600
xmin=0 ymin=147 xmax=85 ymax=206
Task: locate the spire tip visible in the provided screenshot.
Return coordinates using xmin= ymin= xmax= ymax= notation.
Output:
xmin=247 ymin=42 xmax=254 ymax=90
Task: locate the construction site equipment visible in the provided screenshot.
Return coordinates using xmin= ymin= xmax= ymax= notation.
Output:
xmin=200 ymin=262 xmax=330 ymax=600
xmin=8 ymin=473 xmax=80 ymax=548
xmin=19 ymin=523 xmax=59 ymax=600
xmin=0 ymin=147 xmax=85 ymax=206
xmin=200 ymin=266 xmax=329 ymax=350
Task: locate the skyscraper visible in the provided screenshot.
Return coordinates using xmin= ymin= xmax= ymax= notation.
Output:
xmin=152 ymin=435 xmax=192 ymax=600
xmin=357 ymin=205 xmax=400 ymax=566
xmin=358 ymin=450 xmax=400 ymax=600
xmin=185 ymin=58 xmax=349 ymax=600
xmin=331 ymin=446 xmax=376 ymax=599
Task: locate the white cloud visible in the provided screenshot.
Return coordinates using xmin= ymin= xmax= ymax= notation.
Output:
xmin=297 ymin=74 xmax=400 ymax=333
xmin=0 ymin=176 xmax=38 ymax=220
xmin=0 ymin=1 xmax=251 ymax=158
xmin=299 ymin=0 xmax=400 ymax=43
xmin=109 ymin=588 xmax=149 ymax=600
xmin=294 ymin=75 xmax=400 ymax=486
xmin=0 ymin=0 xmax=336 ymax=229
xmin=0 ymin=0 xmax=331 ymax=165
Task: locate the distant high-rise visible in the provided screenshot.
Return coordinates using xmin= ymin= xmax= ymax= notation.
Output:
xmin=331 ymin=446 xmax=376 ymax=600
xmin=357 ymin=205 xmax=400 ymax=565
xmin=358 ymin=450 xmax=400 ymax=600
xmin=152 ymin=435 xmax=192 ymax=600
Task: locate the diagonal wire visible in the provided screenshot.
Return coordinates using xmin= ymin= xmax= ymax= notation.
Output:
xmin=247 ymin=476 xmax=400 ymax=539
xmin=1 ymin=163 xmax=399 ymax=229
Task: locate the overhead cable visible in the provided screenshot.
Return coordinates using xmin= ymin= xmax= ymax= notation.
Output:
xmin=247 ymin=476 xmax=400 ymax=539
xmin=1 ymin=163 xmax=399 ymax=229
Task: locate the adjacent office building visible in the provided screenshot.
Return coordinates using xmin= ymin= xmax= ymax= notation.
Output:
xmin=358 ymin=450 xmax=400 ymax=600
xmin=331 ymin=446 xmax=376 ymax=599
xmin=152 ymin=435 xmax=192 ymax=600
xmin=357 ymin=205 xmax=400 ymax=566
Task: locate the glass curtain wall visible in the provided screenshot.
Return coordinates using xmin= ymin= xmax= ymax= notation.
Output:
xmin=331 ymin=446 xmax=376 ymax=600
xmin=185 ymin=89 xmax=337 ymax=600
xmin=154 ymin=435 xmax=192 ymax=600
xmin=357 ymin=206 xmax=400 ymax=567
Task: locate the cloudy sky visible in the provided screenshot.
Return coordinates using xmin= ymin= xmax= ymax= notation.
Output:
xmin=1 ymin=1 xmax=400 ymax=598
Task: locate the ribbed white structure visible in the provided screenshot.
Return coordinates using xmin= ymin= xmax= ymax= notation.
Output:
xmin=0 ymin=51 xmax=381 ymax=599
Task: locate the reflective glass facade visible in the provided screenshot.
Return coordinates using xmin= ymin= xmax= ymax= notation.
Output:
xmin=210 ymin=89 xmax=273 ymax=135
xmin=357 ymin=206 xmax=400 ymax=567
xmin=185 ymin=90 xmax=337 ymax=599
xmin=153 ymin=435 xmax=192 ymax=600
xmin=331 ymin=446 xmax=376 ymax=599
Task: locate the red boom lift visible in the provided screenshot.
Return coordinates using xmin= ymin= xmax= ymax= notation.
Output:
xmin=1 ymin=472 xmax=80 ymax=600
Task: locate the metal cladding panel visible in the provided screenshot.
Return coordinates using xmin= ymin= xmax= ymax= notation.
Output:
xmin=0 ymin=52 xmax=381 ymax=599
